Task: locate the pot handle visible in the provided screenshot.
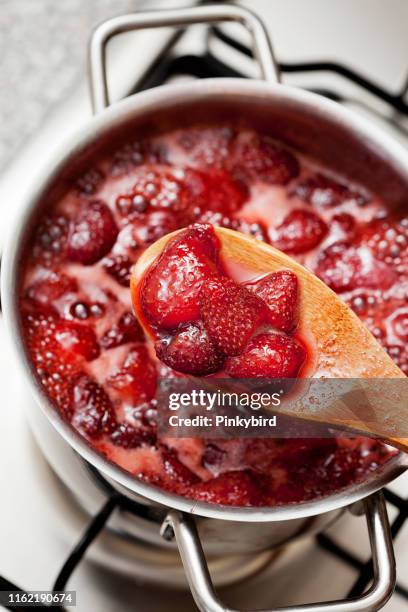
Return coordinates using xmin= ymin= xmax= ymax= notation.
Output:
xmin=88 ymin=4 xmax=279 ymax=114
xmin=160 ymin=492 xmax=395 ymax=612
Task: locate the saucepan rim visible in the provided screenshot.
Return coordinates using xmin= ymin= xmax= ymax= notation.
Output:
xmin=2 ymin=78 xmax=408 ymax=522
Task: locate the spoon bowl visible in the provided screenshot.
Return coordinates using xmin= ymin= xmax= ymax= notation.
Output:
xmin=131 ymin=226 xmax=408 ymax=451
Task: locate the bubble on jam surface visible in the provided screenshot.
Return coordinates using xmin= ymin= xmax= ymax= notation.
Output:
xmin=100 ymin=311 xmax=144 ymax=349
xmin=70 ymin=301 xmax=105 ymax=320
xmin=197 ymin=210 xmax=268 ymax=241
xmin=177 ymin=125 xmax=236 ymax=168
xmin=76 ymin=167 xmax=105 ymax=196
xmin=70 ymin=373 xmax=117 ymax=439
xmin=291 ymin=173 xmax=368 ymax=208
xmin=67 ymin=200 xmax=118 ymax=265
xmin=34 ymin=214 xmax=69 ymax=261
xmin=271 ymin=209 xmax=328 ymax=254
xmin=109 ymin=139 xmax=168 ymax=176
xmin=230 ymin=132 xmax=300 ymax=185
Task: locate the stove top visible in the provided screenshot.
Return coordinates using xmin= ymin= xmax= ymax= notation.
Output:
xmin=1 ymin=2 xmax=408 ymax=611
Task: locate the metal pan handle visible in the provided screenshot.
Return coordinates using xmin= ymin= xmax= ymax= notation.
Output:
xmin=88 ymin=3 xmax=279 ymax=114
xmin=160 ymin=492 xmax=395 ymax=612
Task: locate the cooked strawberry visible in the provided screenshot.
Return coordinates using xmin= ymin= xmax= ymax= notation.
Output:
xmin=54 ymin=320 xmax=100 ymax=361
xmin=24 ymin=314 xmax=79 ymax=418
xmin=107 ymin=346 xmax=157 ymax=404
xmin=231 ymin=133 xmax=299 ymax=185
xmin=162 ymin=449 xmax=200 ymax=488
xmin=100 ymin=311 xmax=144 ymax=349
xmin=315 ymin=242 xmax=396 ymax=293
xmin=155 ymin=322 xmax=224 ymax=376
xmin=67 ymin=200 xmax=118 ymax=265
xmin=25 ymin=272 xmax=77 ymax=312
xmin=177 ymin=125 xmax=235 ymax=168
xmin=225 ymin=333 xmax=306 ymax=378
xmin=291 ymin=173 xmax=367 ymax=207
xmin=70 ymin=374 xmax=116 ymax=438
xmin=140 ymin=224 xmax=221 ymax=330
xmin=200 ymin=277 xmax=266 ymax=356
xmin=189 ymin=470 xmax=264 ymax=506
xmin=110 ymin=423 xmax=156 ymax=448
xmin=273 ymin=209 xmax=328 ymax=254
xmin=103 ymin=253 xmax=134 ymax=287
xmin=245 ymin=270 xmax=298 ymax=332
xmin=184 ymin=168 xmax=248 ymax=216
xmin=115 ymin=165 xmax=197 ymax=222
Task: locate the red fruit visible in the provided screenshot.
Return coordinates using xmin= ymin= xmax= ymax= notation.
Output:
xmin=246 ymin=270 xmax=298 ymax=332
xmin=177 ymin=125 xmax=235 ymax=168
xmin=184 ymin=168 xmax=248 ymax=216
xmin=197 ymin=211 xmax=267 ymax=241
xmin=24 ymin=314 xmax=79 ymax=418
xmin=115 ymin=165 xmax=196 ymax=220
xmin=315 ymin=242 xmax=396 ymax=293
xmin=103 ymin=254 xmax=134 ymax=287
xmin=189 ymin=470 xmax=263 ymax=506
xmin=67 ymin=200 xmax=118 ymax=265
xmin=200 ymin=277 xmax=266 ymax=356
xmin=231 ymin=134 xmax=299 ymax=185
xmin=225 ymin=333 xmax=306 ymax=378
xmin=54 ymin=320 xmax=100 ymax=361
xmin=360 ymin=215 xmax=408 ymax=268
xmin=155 ymin=322 xmax=224 ymax=376
xmin=331 ymin=212 xmax=357 ymax=241
xmin=70 ymin=374 xmax=116 ymax=439
xmin=273 ymin=209 xmax=328 ymax=254
xmin=110 ymin=423 xmax=156 ymax=448
xmin=25 ymin=272 xmax=77 ymax=312
xmin=291 ymin=173 xmax=367 ymax=208
xmin=100 ymin=311 xmax=144 ymax=349
xmin=140 ymin=224 xmax=221 ymax=330
xmin=107 ymin=346 xmax=157 ymax=403
xmin=162 ymin=450 xmax=200 ymax=488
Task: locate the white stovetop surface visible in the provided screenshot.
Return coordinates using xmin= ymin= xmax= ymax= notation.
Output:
xmin=1 ymin=1 xmax=408 ymax=610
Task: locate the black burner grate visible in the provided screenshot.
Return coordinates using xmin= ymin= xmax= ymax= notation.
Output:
xmin=1 ymin=17 xmax=408 ymax=612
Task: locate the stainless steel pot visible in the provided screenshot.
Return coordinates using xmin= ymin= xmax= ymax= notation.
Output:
xmin=2 ymin=5 xmax=408 ymax=611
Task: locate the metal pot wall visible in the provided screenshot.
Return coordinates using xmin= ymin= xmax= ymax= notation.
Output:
xmin=2 ymin=5 xmax=408 ymax=610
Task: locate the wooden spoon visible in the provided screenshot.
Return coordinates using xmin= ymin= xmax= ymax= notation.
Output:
xmin=131 ymin=226 xmax=408 ymax=451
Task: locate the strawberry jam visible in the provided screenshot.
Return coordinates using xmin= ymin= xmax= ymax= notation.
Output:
xmin=20 ymin=124 xmax=400 ymax=506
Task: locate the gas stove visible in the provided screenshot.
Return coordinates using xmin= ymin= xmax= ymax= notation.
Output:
xmin=1 ymin=2 xmax=408 ymax=611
